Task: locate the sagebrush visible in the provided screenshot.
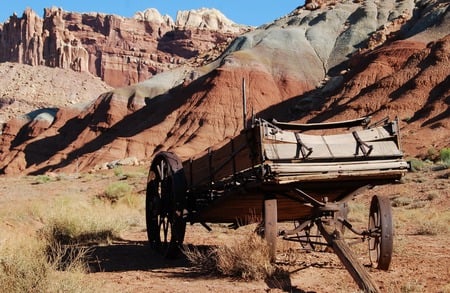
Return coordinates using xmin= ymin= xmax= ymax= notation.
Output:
xmin=184 ymin=233 xmax=277 ymax=280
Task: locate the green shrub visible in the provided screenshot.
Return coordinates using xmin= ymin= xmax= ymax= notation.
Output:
xmin=440 ymin=148 xmax=450 ymax=166
xmin=408 ymin=158 xmax=425 ymax=172
xmin=102 ymin=182 xmax=133 ymax=203
xmin=34 ymin=174 xmax=54 ymax=184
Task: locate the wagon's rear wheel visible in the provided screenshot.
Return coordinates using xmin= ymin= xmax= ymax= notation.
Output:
xmin=368 ymin=195 xmax=393 ymax=270
xmin=146 ymin=152 xmax=187 ymax=258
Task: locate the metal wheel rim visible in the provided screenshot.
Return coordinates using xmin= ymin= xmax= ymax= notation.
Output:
xmin=368 ymin=195 xmax=393 ymax=270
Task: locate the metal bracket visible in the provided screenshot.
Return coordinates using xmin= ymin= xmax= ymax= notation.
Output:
xmin=295 ymin=132 xmax=313 ymax=159
xmin=353 ymin=131 xmax=373 ymax=156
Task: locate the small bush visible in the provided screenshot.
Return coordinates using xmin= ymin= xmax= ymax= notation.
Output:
xmin=401 ymin=280 xmax=424 ymax=292
xmin=405 ymin=201 xmax=427 ymax=210
xmin=37 ymin=197 xmax=135 ymax=248
xmin=113 ymin=167 xmax=146 ymax=179
xmin=113 ymin=167 xmax=124 ymax=177
xmin=408 ymin=158 xmax=425 ymax=172
xmin=413 ymin=211 xmax=450 ymax=235
xmin=184 ymin=233 xmax=277 ymax=280
xmin=34 ymin=174 xmax=54 ymax=184
xmin=391 ymin=196 xmax=413 ymax=207
xmin=41 ymin=210 xmax=124 ymax=246
xmin=0 ymin=238 xmax=49 ymax=292
xmin=44 ymin=239 xmax=90 ymax=272
xmin=426 ymin=147 xmax=439 ymax=162
xmin=0 ymin=236 xmax=89 ymax=293
xmin=440 ymin=148 xmax=450 ymax=166
xmin=102 ymin=182 xmax=133 ymax=203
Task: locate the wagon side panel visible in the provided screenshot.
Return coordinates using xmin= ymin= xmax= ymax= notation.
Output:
xmin=183 ymin=128 xmax=263 ymax=189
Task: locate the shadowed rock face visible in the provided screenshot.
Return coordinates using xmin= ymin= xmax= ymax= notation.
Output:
xmin=0 ymin=7 xmax=250 ymax=87
xmin=0 ymin=0 xmax=448 ymax=175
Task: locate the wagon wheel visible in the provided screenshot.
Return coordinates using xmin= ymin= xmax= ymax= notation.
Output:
xmin=368 ymin=195 xmax=393 ymax=270
xmin=146 ymin=152 xmax=187 ymax=258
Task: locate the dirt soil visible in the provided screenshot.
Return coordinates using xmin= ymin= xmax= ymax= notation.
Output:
xmin=0 ymin=166 xmax=449 ymax=293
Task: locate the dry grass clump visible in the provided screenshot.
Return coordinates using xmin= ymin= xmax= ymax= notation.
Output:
xmin=97 ymin=181 xmax=144 ymax=208
xmin=0 ymin=237 xmax=49 ymax=292
xmin=0 ymin=234 xmax=90 ymax=293
xmin=39 ymin=200 xmax=135 ymax=246
xmin=400 ymin=280 xmax=425 ymax=292
xmin=346 ymin=201 xmax=367 ymax=223
xmin=0 ymin=190 xmax=144 ymax=292
xmin=391 ymin=196 xmax=414 ymax=207
xmin=397 ymin=209 xmax=450 ymax=235
xmin=184 ymin=233 xmax=277 ymax=280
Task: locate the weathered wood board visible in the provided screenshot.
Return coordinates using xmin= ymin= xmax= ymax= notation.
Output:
xmin=182 ymin=127 xmax=262 ymax=189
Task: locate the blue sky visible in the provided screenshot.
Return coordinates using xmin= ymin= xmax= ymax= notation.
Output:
xmin=0 ymin=1 xmax=304 ymax=26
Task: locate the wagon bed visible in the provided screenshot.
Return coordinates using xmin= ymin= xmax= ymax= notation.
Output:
xmin=181 ymin=117 xmax=407 ymax=222
xmin=145 ymin=116 xmax=408 ymax=292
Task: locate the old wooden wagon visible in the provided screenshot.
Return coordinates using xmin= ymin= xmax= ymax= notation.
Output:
xmin=145 ymin=115 xmax=408 ymax=292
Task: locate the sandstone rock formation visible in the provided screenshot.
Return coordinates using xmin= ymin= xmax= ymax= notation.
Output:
xmin=175 ymin=8 xmax=246 ymax=33
xmin=0 ymin=0 xmax=448 ymax=175
xmin=0 ymin=7 xmax=250 ymax=87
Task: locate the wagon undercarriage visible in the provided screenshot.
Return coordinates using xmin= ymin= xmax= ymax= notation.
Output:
xmin=145 ymin=117 xmax=408 ymax=292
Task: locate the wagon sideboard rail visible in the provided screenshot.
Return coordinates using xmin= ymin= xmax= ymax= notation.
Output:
xmin=145 ymin=116 xmax=408 ymax=292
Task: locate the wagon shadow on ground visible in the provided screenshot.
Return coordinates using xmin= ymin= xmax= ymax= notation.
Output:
xmin=87 ymin=240 xmax=191 ymax=273
xmin=87 ymin=240 xmax=333 ymax=292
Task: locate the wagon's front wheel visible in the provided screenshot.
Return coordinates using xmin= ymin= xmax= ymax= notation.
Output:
xmin=368 ymin=195 xmax=393 ymax=270
xmin=146 ymin=152 xmax=187 ymax=258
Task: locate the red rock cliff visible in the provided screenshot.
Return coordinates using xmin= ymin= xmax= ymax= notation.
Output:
xmin=0 ymin=7 xmax=250 ymax=87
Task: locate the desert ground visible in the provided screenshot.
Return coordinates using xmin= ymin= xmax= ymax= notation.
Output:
xmin=0 ymin=164 xmax=449 ymax=293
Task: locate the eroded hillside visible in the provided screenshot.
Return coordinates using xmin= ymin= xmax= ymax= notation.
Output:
xmin=0 ymin=0 xmax=448 ymax=175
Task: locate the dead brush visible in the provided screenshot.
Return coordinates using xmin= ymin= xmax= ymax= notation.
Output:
xmin=0 ymin=235 xmax=90 ymax=292
xmin=184 ymin=233 xmax=277 ymax=280
xmin=43 ymin=238 xmax=91 ymax=272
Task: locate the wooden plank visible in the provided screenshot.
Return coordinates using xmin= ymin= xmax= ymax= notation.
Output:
xmin=271 ymin=169 xmax=405 ymax=184
xmin=264 ymin=199 xmax=277 ymax=262
xmin=357 ymin=127 xmax=393 ymax=142
xmin=317 ymin=221 xmax=381 ymax=293
xmin=263 ymin=126 xmax=394 ymax=145
xmin=272 ymin=116 xmax=370 ymax=131
xmin=269 ymin=159 xmax=408 ymax=174
xmin=263 ymin=141 xmax=403 ymax=160
xmin=182 ymin=127 xmax=263 ymax=189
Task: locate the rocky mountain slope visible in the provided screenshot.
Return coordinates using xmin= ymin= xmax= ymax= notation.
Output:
xmin=0 ymin=0 xmax=448 ymax=175
xmin=0 ymin=7 xmax=250 ymax=87
xmin=0 ymin=62 xmax=112 ymax=124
